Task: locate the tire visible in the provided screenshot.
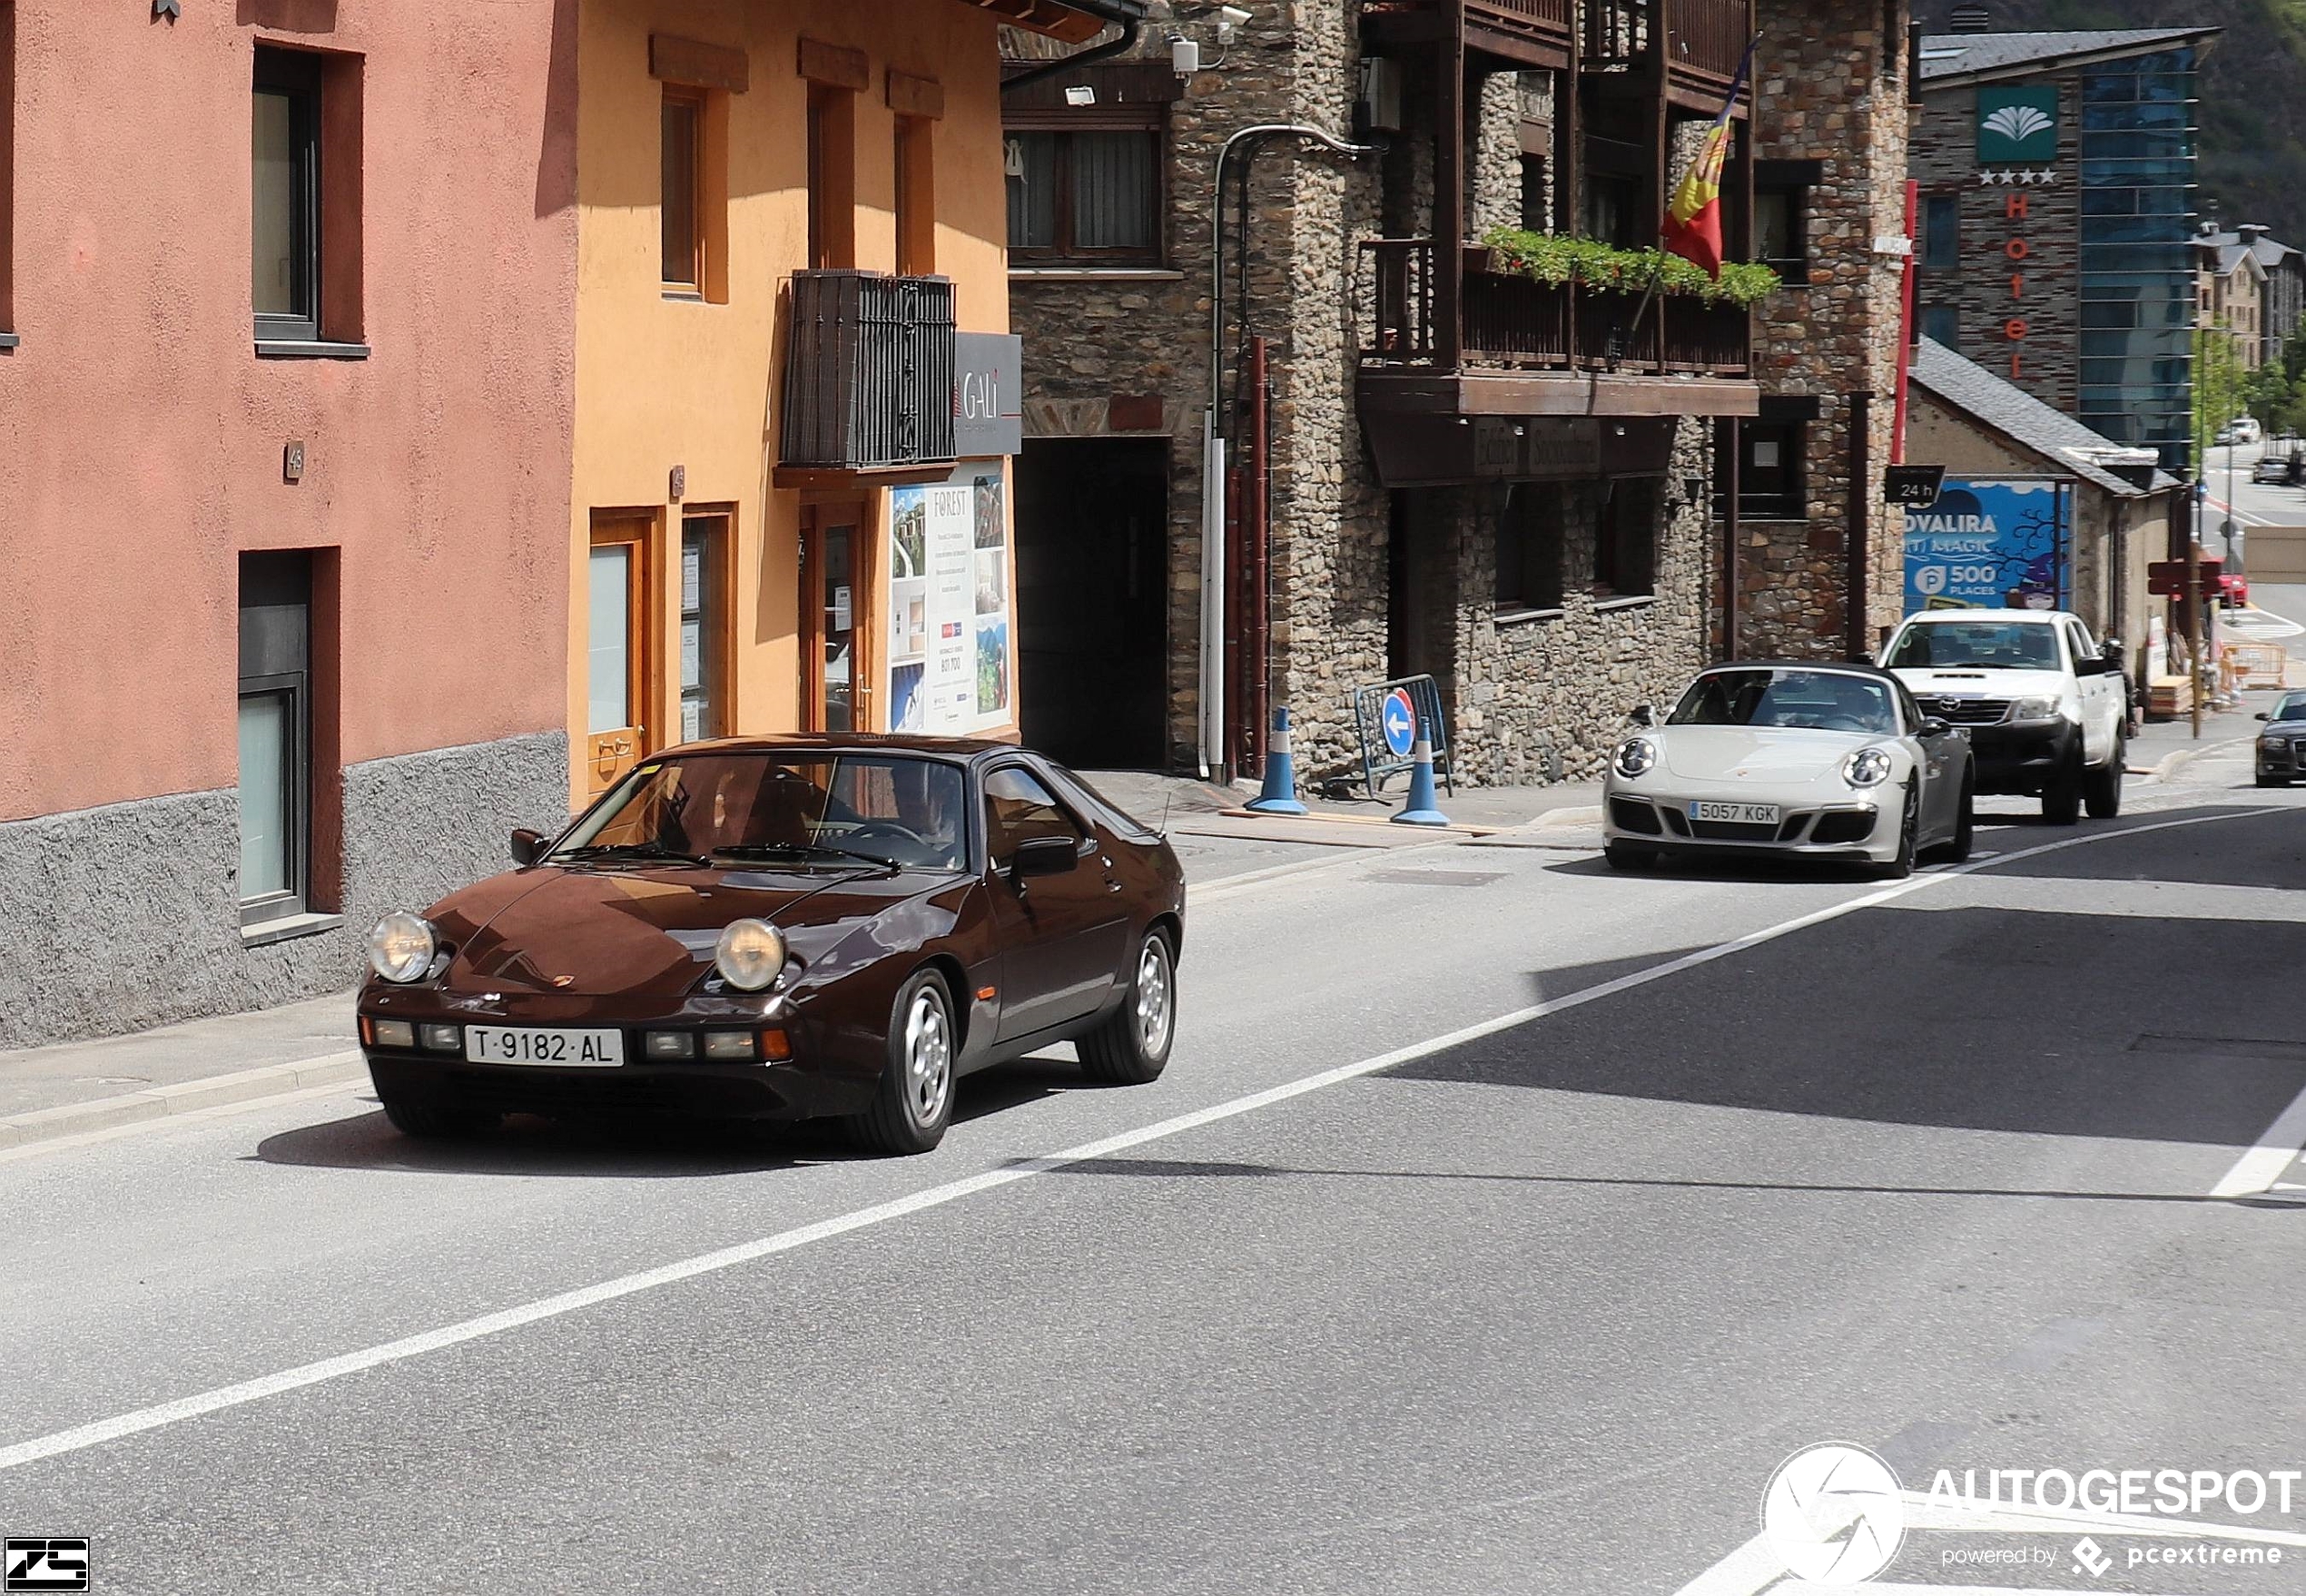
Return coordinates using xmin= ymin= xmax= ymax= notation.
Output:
xmin=1876 ymin=783 xmax=1918 ymax=880
xmin=2084 ymin=734 xmax=2124 ymax=819
xmin=2040 ymin=745 xmax=2084 ymax=825
xmin=846 ymin=969 xmax=957 ymax=1156
xmin=379 ymin=1094 xmax=499 ymax=1140
xmin=1079 ymin=927 xmax=1177 ymax=1086
xmin=1927 ymin=772 xmax=1975 ymax=864
xmin=1604 ymin=842 xmax=1660 ymax=871
xmin=2257 ymin=773 xmax=2291 ymax=789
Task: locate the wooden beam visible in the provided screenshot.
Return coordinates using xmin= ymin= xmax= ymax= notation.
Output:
xmin=651 ymin=34 xmax=749 ymax=94
xmin=798 ymin=37 xmax=871 ymax=93
xmin=888 ymin=69 xmax=945 ymax=120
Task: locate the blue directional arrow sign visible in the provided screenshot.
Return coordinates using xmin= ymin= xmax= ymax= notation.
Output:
xmin=1381 ymin=688 xmax=1417 ymax=758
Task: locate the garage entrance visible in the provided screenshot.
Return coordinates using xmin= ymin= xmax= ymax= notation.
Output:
xmin=1012 ymin=438 xmax=1170 ymax=770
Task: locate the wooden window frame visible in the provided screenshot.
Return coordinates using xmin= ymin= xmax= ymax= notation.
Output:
xmin=799 ymin=498 xmax=876 ymax=733
xmin=678 ymin=507 xmax=740 ymax=743
xmin=586 ymin=511 xmax=663 ymax=795
xmin=661 ymin=84 xmax=705 ymax=294
xmin=896 ymin=114 xmax=936 ymax=277
xmin=1001 ymin=120 xmax=1167 ymax=266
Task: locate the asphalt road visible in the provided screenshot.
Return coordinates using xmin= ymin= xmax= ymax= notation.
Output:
xmin=5 ymin=747 xmax=2305 ymax=1594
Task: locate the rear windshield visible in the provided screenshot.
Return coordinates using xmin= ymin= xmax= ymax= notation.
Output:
xmin=558 ymin=754 xmax=969 ymax=870
xmin=1886 ymin=620 xmax=2059 ymax=671
xmin=1669 ymin=669 xmax=1898 ymax=734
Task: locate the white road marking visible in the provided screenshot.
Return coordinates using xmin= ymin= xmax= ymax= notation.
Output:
xmin=0 ymin=806 xmax=2286 ymax=1476
xmin=2210 ymin=1077 xmax=2306 ymax=1197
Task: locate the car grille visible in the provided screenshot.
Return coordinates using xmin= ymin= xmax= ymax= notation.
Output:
xmin=1811 ymin=810 xmax=1879 ymax=844
xmin=1609 ymin=796 xmax=1663 ymax=835
xmin=1927 ymin=697 xmax=2010 ymax=725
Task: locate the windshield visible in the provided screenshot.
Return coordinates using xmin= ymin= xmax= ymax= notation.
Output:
xmin=1886 ymin=620 xmax=2060 ymax=671
xmin=555 ymin=754 xmax=969 ymax=871
xmin=2276 ymin=699 xmax=2306 ymax=724
xmin=1669 ymin=669 xmax=1899 ymax=734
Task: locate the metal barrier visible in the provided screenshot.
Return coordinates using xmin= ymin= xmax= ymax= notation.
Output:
xmin=1351 ymin=674 xmax=1454 ymax=797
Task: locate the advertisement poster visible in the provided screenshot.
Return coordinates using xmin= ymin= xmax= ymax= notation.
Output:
xmin=1902 ymin=478 xmax=2070 ymax=615
xmin=887 ymin=466 xmax=1011 ymax=734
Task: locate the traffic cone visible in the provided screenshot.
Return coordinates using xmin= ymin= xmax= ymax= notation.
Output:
xmin=1391 ymin=720 xmax=1451 ymax=826
xmin=1245 ymin=705 xmax=1309 ymax=815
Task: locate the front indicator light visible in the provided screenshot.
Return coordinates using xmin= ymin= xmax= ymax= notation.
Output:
xmin=703 ymin=1030 xmax=757 ymax=1060
xmin=645 ymin=1031 xmax=696 ymax=1059
xmin=370 ymin=1019 xmax=417 ymax=1050
xmin=418 ymin=1023 xmax=463 ymax=1054
xmin=758 ymin=1029 xmax=793 ymax=1061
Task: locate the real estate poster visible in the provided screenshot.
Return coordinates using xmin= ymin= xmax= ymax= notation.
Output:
xmin=887 ymin=465 xmax=1011 ymax=735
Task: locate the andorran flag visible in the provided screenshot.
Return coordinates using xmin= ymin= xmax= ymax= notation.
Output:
xmin=1660 ymin=40 xmax=1761 ymax=279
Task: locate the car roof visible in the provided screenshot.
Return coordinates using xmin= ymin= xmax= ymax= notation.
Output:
xmin=1701 ymin=660 xmax=1906 ymax=684
xmin=646 ymin=733 xmax=1028 ymax=764
xmin=1896 ymin=607 xmax=2067 ymax=625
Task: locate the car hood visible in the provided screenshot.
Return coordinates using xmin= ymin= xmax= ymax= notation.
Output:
xmin=1890 ymin=665 xmax=2064 ymax=701
xmin=2262 ymin=721 xmax=2306 ymax=737
xmin=1655 ymin=725 xmax=1875 ymax=783
xmin=429 ymin=865 xmax=949 ymax=999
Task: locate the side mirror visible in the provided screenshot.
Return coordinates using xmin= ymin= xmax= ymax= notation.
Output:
xmin=1010 ymin=835 xmax=1079 ymax=882
xmin=1919 ymin=716 xmax=1951 ymax=738
xmin=2258 ymin=712 xmax=2272 ymax=721
xmin=509 ymin=828 xmax=544 ymax=867
xmin=1629 ymin=704 xmax=1655 ymax=727
xmin=2074 ymin=655 xmax=2112 ymax=676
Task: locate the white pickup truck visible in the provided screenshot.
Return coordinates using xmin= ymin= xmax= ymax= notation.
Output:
xmin=1878 ymin=607 xmax=2127 ymax=824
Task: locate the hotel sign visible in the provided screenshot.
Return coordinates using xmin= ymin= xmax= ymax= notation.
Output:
xmin=1976 ymin=86 xmax=2059 ymax=163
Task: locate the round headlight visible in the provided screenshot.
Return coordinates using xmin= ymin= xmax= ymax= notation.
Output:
xmin=367 ymin=911 xmax=437 ymax=983
xmin=1615 ymin=737 xmax=1657 ymax=778
xmin=1843 ymin=747 xmax=1895 ymax=788
xmin=715 ymin=919 xmax=788 ymax=991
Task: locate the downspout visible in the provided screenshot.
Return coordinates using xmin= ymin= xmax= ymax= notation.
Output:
xmin=1000 ymin=16 xmax=1142 ymax=95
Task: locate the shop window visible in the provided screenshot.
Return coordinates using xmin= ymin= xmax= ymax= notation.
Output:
xmin=1006 ymin=129 xmax=1162 ymax=263
xmin=1591 ymin=481 xmax=1655 ymax=599
xmin=1920 ymin=192 xmax=1960 ymax=271
xmin=252 ymin=45 xmax=362 ymax=350
xmin=896 ymin=115 xmax=936 ymax=276
xmin=679 ymin=513 xmax=731 ymax=741
xmin=1494 ymin=482 xmax=1564 ymax=616
xmin=238 ymin=553 xmax=312 ymax=925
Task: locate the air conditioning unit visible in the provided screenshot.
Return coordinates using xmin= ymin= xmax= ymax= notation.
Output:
xmin=1358 ymin=56 xmax=1404 ymax=135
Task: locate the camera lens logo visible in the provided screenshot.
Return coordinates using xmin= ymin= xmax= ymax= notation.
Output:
xmin=1761 ymin=1443 xmax=1907 ymax=1585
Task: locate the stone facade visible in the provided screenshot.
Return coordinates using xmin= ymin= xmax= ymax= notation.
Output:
xmin=1741 ymin=0 xmax=1913 ymax=661
xmin=0 ymin=732 xmax=567 ymax=1052
xmin=1007 ymin=0 xmax=1909 ymax=783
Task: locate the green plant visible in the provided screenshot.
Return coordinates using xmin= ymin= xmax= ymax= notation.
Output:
xmin=1479 ymin=227 xmax=1783 ymax=308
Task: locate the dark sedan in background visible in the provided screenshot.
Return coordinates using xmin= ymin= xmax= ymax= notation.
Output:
xmin=2257 ymin=694 xmax=2306 ymax=787
xmin=357 ymin=736 xmax=1185 ymax=1154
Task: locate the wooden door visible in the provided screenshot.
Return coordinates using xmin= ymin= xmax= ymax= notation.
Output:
xmin=586 ymin=513 xmax=657 ymax=797
xmin=801 ymin=499 xmax=874 ymax=733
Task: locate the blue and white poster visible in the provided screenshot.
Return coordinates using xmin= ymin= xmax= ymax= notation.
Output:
xmin=1902 ymin=478 xmax=2069 ymax=615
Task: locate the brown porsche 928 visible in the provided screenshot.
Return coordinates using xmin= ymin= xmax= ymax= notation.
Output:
xmin=356 ymin=736 xmax=1185 ymax=1154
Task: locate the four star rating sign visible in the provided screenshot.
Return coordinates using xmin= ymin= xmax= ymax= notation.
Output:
xmin=1978 ymin=169 xmax=2059 ymax=186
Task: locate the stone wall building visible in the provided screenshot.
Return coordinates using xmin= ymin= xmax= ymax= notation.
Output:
xmin=1907 ymin=26 xmax=2220 ymax=472
xmin=1003 ymin=0 xmax=1915 ymax=788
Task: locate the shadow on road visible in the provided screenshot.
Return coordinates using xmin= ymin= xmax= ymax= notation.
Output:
xmin=248 ymin=1055 xmax=1085 ymax=1177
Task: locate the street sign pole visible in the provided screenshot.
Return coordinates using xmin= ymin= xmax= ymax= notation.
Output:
xmin=2185 ymin=534 xmax=2201 ymax=740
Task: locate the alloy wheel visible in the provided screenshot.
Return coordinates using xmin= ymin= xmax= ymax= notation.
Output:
xmin=903 ymin=984 xmax=952 ymax=1126
xmin=1134 ymin=937 xmax=1173 ymax=1057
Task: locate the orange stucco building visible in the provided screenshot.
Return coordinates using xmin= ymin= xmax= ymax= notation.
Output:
xmin=567 ymin=0 xmax=1112 ymax=804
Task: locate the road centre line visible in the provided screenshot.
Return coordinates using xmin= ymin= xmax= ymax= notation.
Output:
xmin=0 ymin=805 xmax=2283 ymax=1477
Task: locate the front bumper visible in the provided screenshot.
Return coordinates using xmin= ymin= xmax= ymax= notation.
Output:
xmin=1965 ymin=720 xmax=2078 ymax=793
xmin=2258 ymin=739 xmax=2305 ymax=779
xmin=355 ymin=989 xmax=881 ymax=1122
xmin=1604 ymin=792 xmax=1891 ymax=862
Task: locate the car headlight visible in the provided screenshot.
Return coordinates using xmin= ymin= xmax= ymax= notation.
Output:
xmin=1614 ymin=737 xmax=1657 ymax=778
xmin=2008 ymin=695 xmax=2063 ymax=722
xmin=714 ymin=919 xmax=788 ymax=991
xmin=367 ymin=911 xmax=437 ymax=984
xmin=1843 ymin=747 xmax=1894 ymax=788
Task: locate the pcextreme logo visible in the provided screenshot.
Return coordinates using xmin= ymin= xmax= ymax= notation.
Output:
xmin=1761 ymin=1443 xmax=1907 ymax=1585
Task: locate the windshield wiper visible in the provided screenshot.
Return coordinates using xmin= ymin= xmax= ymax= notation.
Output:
xmin=710 ymin=842 xmax=902 ymax=872
xmin=550 ymin=842 xmax=713 ymax=867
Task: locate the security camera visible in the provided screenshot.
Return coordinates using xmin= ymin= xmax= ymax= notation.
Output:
xmin=1216 ymin=3 xmax=1252 ymax=32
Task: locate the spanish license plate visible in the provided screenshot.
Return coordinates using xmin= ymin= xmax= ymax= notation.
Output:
xmin=464 ymin=1027 xmax=626 ymax=1068
xmin=1689 ymin=801 xmax=1781 ymax=825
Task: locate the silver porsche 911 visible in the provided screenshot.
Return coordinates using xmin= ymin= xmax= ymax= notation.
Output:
xmin=1601 ymin=663 xmax=1976 ymax=877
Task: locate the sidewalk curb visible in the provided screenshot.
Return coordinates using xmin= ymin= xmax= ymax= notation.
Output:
xmin=2144 ymin=734 xmax=2252 ymax=783
xmin=0 ymin=1049 xmax=366 ymax=1152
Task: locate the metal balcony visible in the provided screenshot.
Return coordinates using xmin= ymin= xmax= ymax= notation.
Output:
xmin=780 ymin=271 xmax=958 ymax=472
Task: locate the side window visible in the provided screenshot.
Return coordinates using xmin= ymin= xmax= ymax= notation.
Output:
xmin=983 ymin=766 xmax=1080 ymax=865
xmin=2066 ymin=620 xmax=2100 ymax=662
xmin=1896 ymin=683 xmax=1924 ymax=733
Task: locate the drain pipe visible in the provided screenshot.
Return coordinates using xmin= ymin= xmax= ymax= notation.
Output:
xmin=1199 ymin=122 xmax=1376 ymax=777
xmin=1000 ymin=1 xmax=1148 ymax=95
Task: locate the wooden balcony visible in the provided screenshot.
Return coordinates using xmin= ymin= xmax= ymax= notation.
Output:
xmin=778 ymin=271 xmax=957 ymax=483
xmin=1582 ymin=0 xmax=1752 ymax=113
xmin=1362 ymin=0 xmax=1577 ymax=69
xmin=1359 ymin=239 xmax=1756 ymax=421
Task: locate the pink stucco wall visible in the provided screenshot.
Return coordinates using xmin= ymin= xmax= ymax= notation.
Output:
xmin=0 ymin=0 xmax=576 ymax=823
